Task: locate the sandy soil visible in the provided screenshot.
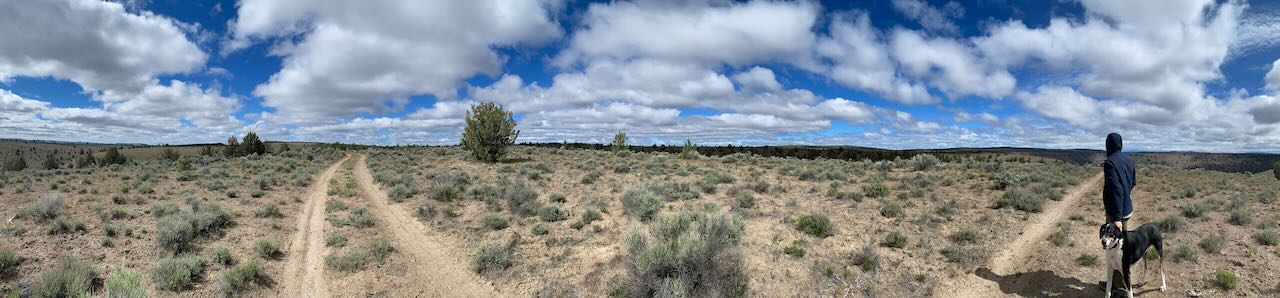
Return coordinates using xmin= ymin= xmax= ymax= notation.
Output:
xmin=352 ymin=154 xmax=503 ymax=297
xmin=279 ymin=155 xmax=347 ymax=297
xmin=952 ymin=172 xmax=1105 ymax=297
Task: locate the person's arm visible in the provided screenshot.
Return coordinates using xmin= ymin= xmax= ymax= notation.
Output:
xmin=1103 ymin=160 xmax=1123 ymax=223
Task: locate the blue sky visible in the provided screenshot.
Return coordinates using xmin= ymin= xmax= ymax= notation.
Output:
xmin=2 ymin=0 xmax=1280 ymax=152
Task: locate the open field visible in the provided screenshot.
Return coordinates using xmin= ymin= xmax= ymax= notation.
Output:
xmin=1 ymin=144 xmax=1278 ymax=297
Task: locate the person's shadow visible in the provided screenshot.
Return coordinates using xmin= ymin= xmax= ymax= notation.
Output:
xmin=974 ymin=267 xmax=1104 ymax=297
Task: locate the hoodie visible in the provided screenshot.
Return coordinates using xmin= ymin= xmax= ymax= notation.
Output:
xmin=1103 ymin=133 xmax=1135 ymax=221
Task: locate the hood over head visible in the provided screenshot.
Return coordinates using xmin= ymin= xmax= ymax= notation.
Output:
xmin=1106 ymin=133 xmax=1123 ymax=155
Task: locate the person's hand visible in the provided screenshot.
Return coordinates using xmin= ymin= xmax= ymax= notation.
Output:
xmin=1113 ymin=221 xmax=1123 ymax=232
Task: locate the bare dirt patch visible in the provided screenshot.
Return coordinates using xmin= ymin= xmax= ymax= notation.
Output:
xmin=352 ymin=154 xmax=502 ymax=297
xmin=279 ymin=156 xmax=348 ymax=297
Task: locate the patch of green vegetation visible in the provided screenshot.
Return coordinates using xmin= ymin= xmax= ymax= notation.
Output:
xmin=482 ymin=214 xmax=509 ymax=231
xmin=615 ymin=208 xmax=746 ymax=297
xmin=105 ymin=267 xmax=144 ymax=298
xmin=794 ymin=213 xmax=833 ymax=238
xmin=38 ymin=258 xmax=97 ymax=298
xmin=220 ymin=261 xmax=271 ymax=296
xmin=621 ymin=189 xmax=662 ymax=221
xmin=1199 ymin=235 xmax=1224 ymax=254
xmin=783 ymin=242 xmax=806 ymax=258
xmin=1076 ymin=254 xmax=1098 ymax=266
xmin=881 ymin=231 xmax=908 ymax=249
xmin=1214 ymin=269 xmax=1236 ymax=290
xmin=152 ymin=256 xmax=205 ymax=291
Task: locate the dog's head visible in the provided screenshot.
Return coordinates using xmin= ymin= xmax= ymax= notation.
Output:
xmin=1098 ymin=223 xmax=1123 ymax=249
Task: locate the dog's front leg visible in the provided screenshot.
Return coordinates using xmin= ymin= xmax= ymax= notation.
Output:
xmin=1103 ymin=270 xmax=1113 ymax=298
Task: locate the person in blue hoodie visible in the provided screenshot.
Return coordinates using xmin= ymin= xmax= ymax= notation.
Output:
xmin=1101 ymin=132 xmax=1136 ymax=295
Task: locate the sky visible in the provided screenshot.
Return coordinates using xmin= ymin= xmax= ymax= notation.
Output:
xmin=2 ymin=0 xmax=1280 ymax=152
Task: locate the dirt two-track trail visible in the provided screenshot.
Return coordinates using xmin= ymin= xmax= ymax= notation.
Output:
xmin=953 ymin=172 xmax=1105 ymax=297
xmin=351 ymin=154 xmax=503 ymax=297
xmin=280 ymin=156 xmax=349 ymax=297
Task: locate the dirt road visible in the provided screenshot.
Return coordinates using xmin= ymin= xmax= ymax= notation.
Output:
xmin=952 ymin=172 xmax=1104 ymax=297
xmin=280 ymin=156 xmax=349 ymax=297
xmin=351 ymin=154 xmax=503 ymax=297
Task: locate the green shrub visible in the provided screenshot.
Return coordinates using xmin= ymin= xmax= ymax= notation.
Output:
xmin=500 ymin=181 xmax=539 ymax=217
xmin=852 ymin=243 xmax=879 ymax=272
xmin=530 ymin=224 xmax=549 ymax=235
xmin=105 ymin=267 xmax=144 ymax=298
xmin=783 ymin=242 xmax=806 ymax=257
xmin=213 ymin=246 xmax=235 ymax=266
xmin=1214 ymin=269 xmax=1236 ymax=290
xmin=1228 ymin=210 xmax=1252 ymax=226
xmin=1077 ymin=254 xmax=1098 ymax=266
xmin=326 ymin=234 xmax=348 ymax=247
xmin=38 ymin=258 xmax=97 ymax=298
xmin=156 ymin=203 xmax=233 ymax=254
xmin=1180 ymin=203 xmax=1213 ymax=218
xmin=881 ymin=231 xmax=908 ymax=249
xmin=325 ymin=200 xmax=348 ymax=213
xmin=387 ymin=183 xmax=415 ymax=202
xmin=1200 ymin=235 xmax=1224 ymax=254
xmin=949 ymin=229 xmax=980 ymax=245
xmin=611 ymin=131 xmax=628 ymax=152
xmin=152 ymin=256 xmax=204 ymax=291
xmin=31 ymin=194 xmax=65 ymax=221
xmin=255 ymin=239 xmax=281 ymax=259
xmin=482 ymin=214 xmax=509 ymax=231
xmin=472 ymin=243 xmax=515 ymax=274
xmin=348 ymin=208 xmax=375 ymax=228
xmin=862 ymin=182 xmax=889 ymax=198
xmin=1256 ymin=230 xmax=1279 ymax=246
xmin=255 ymin=203 xmax=282 ymax=218
xmin=1172 ymin=244 xmax=1196 ymax=263
xmin=907 ymin=154 xmax=940 ymax=171
xmin=995 ymin=188 xmax=1043 ymax=212
xmin=621 ymin=189 xmax=662 ymax=221
xmin=940 ymin=246 xmax=985 ymax=266
xmin=794 ymin=213 xmax=833 ymax=238
xmin=617 ymin=208 xmax=746 ymax=297
xmin=880 ymin=202 xmax=903 ymax=218
xmin=0 ymin=248 xmax=17 ymax=277
xmin=1155 ymin=216 xmax=1184 ymax=233
xmin=326 ymin=252 xmax=368 ymax=272
xmin=368 ymin=239 xmax=392 ymax=263
xmin=549 ymin=193 xmax=566 ymax=203
xmin=735 ymin=193 xmax=756 ymax=209
xmin=647 ymin=182 xmax=701 ymax=201
xmin=152 ymin=203 xmax=180 ymax=218
xmin=580 ymin=171 xmax=602 ymax=185
xmin=46 ymin=219 xmax=72 ymax=235
xmin=1048 ymin=222 xmax=1073 ymax=247
xmin=220 ymin=261 xmax=270 ymax=296
xmin=537 ymin=205 xmax=566 ymax=222
xmin=461 ymin=102 xmax=519 ymax=163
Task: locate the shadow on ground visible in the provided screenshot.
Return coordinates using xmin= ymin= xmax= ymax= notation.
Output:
xmin=974 ymin=267 xmax=1104 ymax=297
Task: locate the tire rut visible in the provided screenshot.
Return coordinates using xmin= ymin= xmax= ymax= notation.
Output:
xmin=952 ymin=172 xmax=1104 ymax=297
xmin=280 ymin=156 xmax=349 ymax=298
xmin=351 ymin=154 xmax=504 ymax=297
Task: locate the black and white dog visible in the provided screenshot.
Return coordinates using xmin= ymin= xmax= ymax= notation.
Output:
xmin=1098 ymin=222 xmax=1166 ymax=298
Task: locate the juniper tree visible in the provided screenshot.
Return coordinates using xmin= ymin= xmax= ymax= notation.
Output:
xmin=240 ymin=132 xmax=266 ymax=156
xmin=611 ymin=131 xmax=628 ymax=152
xmin=224 ymin=137 xmax=240 ymax=157
xmin=681 ymin=139 xmax=699 ymax=158
xmin=43 ymin=153 xmax=58 ymax=169
xmin=161 ymin=148 xmax=180 ymax=161
xmin=98 ymin=148 xmax=127 ymax=166
xmin=3 ymin=156 xmax=26 ymax=171
xmin=460 ymin=102 xmax=519 ymax=163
